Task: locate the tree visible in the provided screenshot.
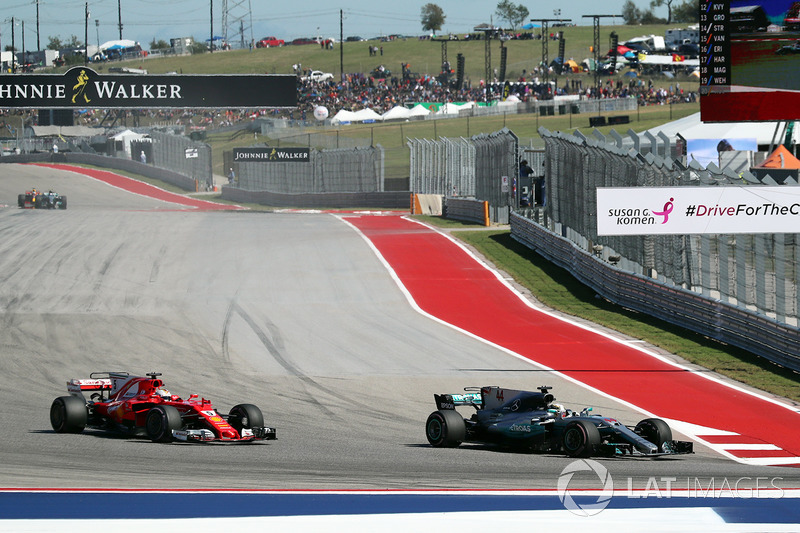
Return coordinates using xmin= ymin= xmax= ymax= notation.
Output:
xmin=47 ymin=36 xmax=63 ymax=50
xmin=650 ymin=0 xmax=676 ymax=23
xmin=495 ymin=0 xmax=530 ymax=30
xmin=149 ymin=38 xmax=170 ymax=50
xmin=639 ymin=10 xmax=667 ymax=24
xmin=671 ymin=0 xmax=699 ymax=23
xmin=421 ymin=3 xmax=446 ymax=35
xmin=622 ymin=0 xmax=642 ymax=24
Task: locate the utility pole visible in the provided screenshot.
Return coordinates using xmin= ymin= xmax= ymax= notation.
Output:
xmin=35 ymin=0 xmax=40 ymax=50
xmin=96 ymin=19 xmax=100 ymax=48
xmin=210 ymin=0 xmax=213 ymax=53
xmin=117 ymin=0 xmax=123 ymax=39
xmin=340 ymin=9 xmax=343 ymax=81
xmin=11 ymin=16 xmax=15 ymax=73
xmin=85 ymin=3 xmax=90 ymax=65
xmin=21 ymin=20 xmax=25 ymax=68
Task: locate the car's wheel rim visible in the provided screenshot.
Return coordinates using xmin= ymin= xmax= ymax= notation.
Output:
xmin=146 ymin=413 xmax=162 ymax=436
xmin=427 ymin=419 xmax=443 ymax=442
xmin=564 ymin=427 xmax=585 ymax=451
xmin=51 ymin=403 xmax=64 ymax=428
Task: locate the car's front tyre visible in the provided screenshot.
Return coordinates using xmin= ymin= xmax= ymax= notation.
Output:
xmin=425 ymin=410 xmax=466 ymax=447
xmin=145 ymin=405 xmax=182 ymax=442
xmin=228 ymin=404 xmax=264 ymax=434
xmin=635 ymin=418 xmax=672 ymax=452
xmin=50 ymin=395 xmax=88 ymax=433
xmin=562 ymin=419 xmax=601 ymax=458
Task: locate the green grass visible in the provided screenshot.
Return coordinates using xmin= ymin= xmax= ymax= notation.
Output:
xmin=413 ymin=216 xmax=800 ymax=402
xmin=85 ymin=23 xmax=691 ymax=84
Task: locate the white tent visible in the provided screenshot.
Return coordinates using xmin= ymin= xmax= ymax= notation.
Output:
xmin=111 ymin=129 xmax=149 ymax=157
xmin=331 ymin=109 xmax=358 ymax=124
xmin=100 ymin=39 xmax=139 ymax=51
xmin=436 ymin=102 xmax=466 ymax=115
xmin=352 ymin=108 xmax=382 ymax=122
xmin=409 ymin=104 xmax=432 ymax=117
xmin=381 ymin=106 xmax=412 ymax=121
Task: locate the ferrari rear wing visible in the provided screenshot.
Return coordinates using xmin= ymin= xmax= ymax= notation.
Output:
xmin=434 ymin=392 xmax=482 ymax=410
xmin=67 ymin=378 xmax=112 ymax=393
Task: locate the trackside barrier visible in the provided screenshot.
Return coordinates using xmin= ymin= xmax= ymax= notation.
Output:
xmin=0 ymin=152 xmax=198 ymax=191
xmin=510 ymin=213 xmax=800 ymax=373
xmin=221 ymin=187 xmax=409 ymax=209
xmin=444 ymin=197 xmax=490 ymax=226
xmin=411 ymin=193 xmax=443 ymax=215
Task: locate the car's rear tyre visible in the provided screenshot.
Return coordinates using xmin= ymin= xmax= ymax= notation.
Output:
xmin=562 ymin=419 xmax=601 ymax=458
xmin=18 ymin=194 xmax=24 ymax=208
xmin=145 ymin=405 xmax=182 ymax=442
xmin=50 ymin=395 xmax=88 ymax=433
xmin=228 ymin=404 xmax=264 ymax=433
xmin=635 ymin=418 xmax=672 ymax=451
xmin=59 ymin=196 xmax=67 ymax=209
xmin=425 ymin=410 xmax=466 ymax=447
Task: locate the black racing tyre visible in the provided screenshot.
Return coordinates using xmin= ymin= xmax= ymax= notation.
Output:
xmin=50 ymin=395 xmax=88 ymax=433
xmin=635 ymin=418 xmax=672 ymax=451
xmin=425 ymin=410 xmax=466 ymax=447
xmin=562 ymin=419 xmax=601 ymax=458
xmin=59 ymin=196 xmax=67 ymax=209
xmin=145 ymin=405 xmax=182 ymax=442
xmin=228 ymin=404 xmax=264 ymax=433
xmin=18 ymin=194 xmax=24 ymax=208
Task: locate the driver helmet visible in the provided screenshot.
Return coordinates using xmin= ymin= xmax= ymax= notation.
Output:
xmin=155 ymin=388 xmax=172 ymax=400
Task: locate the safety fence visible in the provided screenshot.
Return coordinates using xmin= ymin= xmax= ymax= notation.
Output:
xmin=231 ymin=145 xmax=385 ymax=194
xmin=510 ymin=127 xmax=800 ymax=370
xmin=0 ymin=152 xmax=199 ymax=191
xmin=408 ymin=128 xmax=518 ymax=224
xmin=220 ymin=187 xmax=409 ymax=209
xmin=143 ymin=131 xmax=212 ymax=189
xmin=511 ymin=213 xmax=800 ymax=373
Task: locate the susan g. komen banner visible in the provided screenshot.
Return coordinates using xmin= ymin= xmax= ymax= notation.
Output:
xmin=596 ymin=186 xmax=800 ymax=235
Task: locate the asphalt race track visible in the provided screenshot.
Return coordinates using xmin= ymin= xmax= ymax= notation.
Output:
xmin=1 ymin=162 xmax=799 ymax=491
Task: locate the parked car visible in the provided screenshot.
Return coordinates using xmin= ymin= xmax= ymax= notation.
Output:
xmin=301 ymin=70 xmax=334 ymax=82
xmin=345 ymin=36 xmax=365 ymax=42
xmin=256 ymin=36 xmax=284 ymax=48
xmin=290 ymin=37 xmax=319 ymax=46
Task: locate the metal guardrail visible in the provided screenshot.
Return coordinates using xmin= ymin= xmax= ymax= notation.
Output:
xmin=511 ymin=213 xmax=800 ymax=373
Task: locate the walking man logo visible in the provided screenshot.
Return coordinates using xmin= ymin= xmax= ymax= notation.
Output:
xmin=557 ymin=459 xmax=614 ymax=516
xmin=71 ymin=69 xmax=91 ymax=104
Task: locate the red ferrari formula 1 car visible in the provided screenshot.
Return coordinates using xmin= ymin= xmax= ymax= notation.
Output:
xmin=50 ymin=372 xmax=276 ymax=443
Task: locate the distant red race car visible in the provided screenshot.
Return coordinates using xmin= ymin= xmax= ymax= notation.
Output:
xmin=50 ymin=372 xmax=276 ymax=443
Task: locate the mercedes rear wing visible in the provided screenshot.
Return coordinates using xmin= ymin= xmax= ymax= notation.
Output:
xmin=434 ymin=391 xmax=482 ymax=410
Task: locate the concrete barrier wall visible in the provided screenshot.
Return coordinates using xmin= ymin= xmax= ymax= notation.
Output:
xmin=221 ymin=186 xmax=411 ymax=209
xmin=443 ymin=197 xmax=489 ymax=226
xmin=0 ymin=153 xmax=197 ymax=191
xmin=510 ymin=212 xmax=800 ymax=373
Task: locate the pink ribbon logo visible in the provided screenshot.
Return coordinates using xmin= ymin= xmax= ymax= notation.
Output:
xmin=652 ymin=197 xmax=674 ymax=224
